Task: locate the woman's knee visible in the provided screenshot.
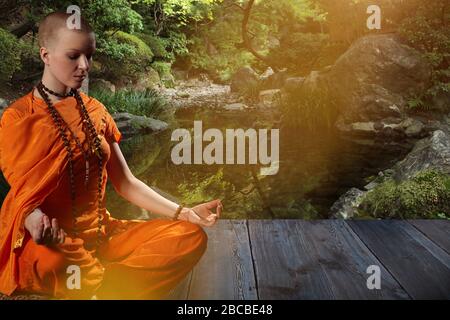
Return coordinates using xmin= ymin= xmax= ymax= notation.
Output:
xmin=184 ymin=222 xmax=208 ymax=254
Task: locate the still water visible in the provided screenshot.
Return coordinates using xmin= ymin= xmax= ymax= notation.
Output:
xmin=105 ymin=107 xmax=412 ymax=220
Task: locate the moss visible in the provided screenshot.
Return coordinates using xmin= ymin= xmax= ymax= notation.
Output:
xmin=360 ymin=169 xmax=450 ymax=219
xmin=98 ymin=31 xmax=154 ymax=81
xmin=113 ymin=31 xmax=154 ymax=60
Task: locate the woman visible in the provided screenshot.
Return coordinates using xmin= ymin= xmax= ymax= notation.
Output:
xmin=0 ymin=11 xmax=222 ymax=299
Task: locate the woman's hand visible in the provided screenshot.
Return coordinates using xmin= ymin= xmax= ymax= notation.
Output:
xmin=24 ymin=208 xmax=66 ymax=246
xmin=178 ymin=199 xmax=223 ymax=227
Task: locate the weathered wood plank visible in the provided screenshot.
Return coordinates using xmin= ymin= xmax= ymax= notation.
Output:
xmin=348 ymin=220 xmax=450 ymax=300
xmin=408 ymin=220 xmax=450 ymax=254
xmin=188 ymin=220 xmax=257 ymax=300
xmin=249 ymin=220 xmax=408 ymax=299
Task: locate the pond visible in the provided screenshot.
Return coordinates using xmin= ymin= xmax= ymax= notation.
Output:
xmin=105 ymin=106 xmax=414 ymax=220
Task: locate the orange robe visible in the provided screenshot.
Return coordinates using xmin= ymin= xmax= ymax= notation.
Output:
xmin=0 ymin=91 xmax=207 ymax=299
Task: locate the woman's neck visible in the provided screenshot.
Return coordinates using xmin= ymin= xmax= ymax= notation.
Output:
xmin=41 ymin=70 xmax=73 ymax=96
xmin=34 ymin=73 xmax=73 ymax=104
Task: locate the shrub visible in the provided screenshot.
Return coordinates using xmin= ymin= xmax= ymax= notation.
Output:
xmin=398 ymin=2 xmax=450 ymax=112
xmin=96 ymin=31 xmax=154 ymax=82
xmin=90 ymin=88 xmax=167 ymax=119
xmin=267 ymin=32 xmax=330 ymax=75
xmin=360 ymin=170 xmax=450 ymax=219
xmin=137 ymin=32 xmax=170 ymax=61
xmin=280 ymin=83 xmax=338 ymax=132
xmin=0 ymin=28 xmax=23 ymax=81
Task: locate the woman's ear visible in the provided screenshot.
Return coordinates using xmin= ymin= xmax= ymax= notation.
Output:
xmin=40 ymin=47 xmax=50 ymax=65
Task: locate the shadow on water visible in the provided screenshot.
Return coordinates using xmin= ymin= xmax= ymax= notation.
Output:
xmin=105 ymin=107 xmax=414 ymax=220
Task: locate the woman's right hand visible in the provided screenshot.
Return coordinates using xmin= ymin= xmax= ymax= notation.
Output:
xmin=24 ymin=208 xmax=66 ymax=246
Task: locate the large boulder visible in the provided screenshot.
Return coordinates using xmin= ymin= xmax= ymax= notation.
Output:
xmin=330 ymin=188 xmax=366 ymax=219
xmin=327 ymin=34 xmax=431 ymax=125
xmin=113 ymin=112 xmax=168 ymax=139
xmin=230 ymin=66 xmax=259 ymax=93
xmin=331 ymin=129 xmax=450 ymax=218
xmin=391 ymin=129 xmax=450 ymax=181
xmin=280 ymin=33 xmax=433 ymax=140
xmin=90 ymin=78 xmax=116 ymax=93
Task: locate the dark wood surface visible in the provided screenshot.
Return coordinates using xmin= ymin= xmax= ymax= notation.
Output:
xmin=182 ymin=219 xmax=449 ymax=300
xmin=2 ymin=219 xmax=448 ymax=300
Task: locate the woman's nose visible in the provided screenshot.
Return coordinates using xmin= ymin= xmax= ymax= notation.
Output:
xmin=78 ymin=55 xmax=90 ymax=71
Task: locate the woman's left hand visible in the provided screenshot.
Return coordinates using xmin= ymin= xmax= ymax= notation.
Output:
xmin=179 ymin=199 xmax=223 ymax=227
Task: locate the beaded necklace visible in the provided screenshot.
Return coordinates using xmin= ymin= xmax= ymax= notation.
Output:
xmin=36 ymin=81 xmax=104 ymax=245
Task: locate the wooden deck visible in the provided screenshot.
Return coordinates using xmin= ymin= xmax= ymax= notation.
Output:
xmin=168 ymin=219 xmax=450 ymax=300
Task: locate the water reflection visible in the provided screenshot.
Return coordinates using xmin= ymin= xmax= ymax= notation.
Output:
xmin=105 ymin=108 xmax=412 ymax=220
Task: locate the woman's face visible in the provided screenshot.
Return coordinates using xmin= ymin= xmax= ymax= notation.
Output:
xmin=42 ymin=28 xmax=96 ymax=89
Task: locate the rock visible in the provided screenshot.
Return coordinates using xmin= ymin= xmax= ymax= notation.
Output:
xmin=113 ymin=112 xmax=168 ymax=138
xmin=260 ymin=67 xmax=274 ymax=80
xmin=351 ymin=122 xmax=376 ymax=134
xmin=160 ymin=83 xmax=233 ymax=109
xmin=230 ymin=66 xmax=259 ymax=93
xmin=161 ymin=73 xmax=176 ymax=88
xmin=392 ymin=130 xmax=450 ymax=181
xmin=223 ymin=103 xmax=249 ymax=111
xmin=404 ymin=120 xmax=424 ymax=137
xmin=283 ymin=77 xmax=306 ymax=94
xmin=330 ymin=188 xmax=366 ymax=219
xmin=90 ymin=79 xmax=115 ymax=93
xmin=431 ymin=89 xmax=450 ymax=111
xmin=326 ymin=34 xmax=431 ymax=125
xmin=303 ymin=70 xmax=328 ymax=92
xmin=0 ymin=98 xmax=8 ymax=108
xmin=259 ymin=89 xmax=281 ymax=108
xmin=0 ymin=98 xmax=8 ymax=118
xmin=132 ymin=68 xmax=161 ymax=91
xmin=260 ymin=70 xmax=289 ymax=90
xmin=172 ymin=68 xmax=189 ymax=81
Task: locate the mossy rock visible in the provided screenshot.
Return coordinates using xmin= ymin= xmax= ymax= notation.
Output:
xmin=359 ymin=169 xmax=450 ymax=219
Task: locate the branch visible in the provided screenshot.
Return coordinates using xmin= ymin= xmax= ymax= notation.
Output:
xmin=241 ymin=0 xmax=280 ymax=71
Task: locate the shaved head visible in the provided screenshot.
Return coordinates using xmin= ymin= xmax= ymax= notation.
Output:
xmin=38 ymin=11 xmax=94 ymax=49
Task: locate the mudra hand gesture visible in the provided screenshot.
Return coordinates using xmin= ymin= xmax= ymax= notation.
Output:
xmin=178 ymin=199 xmax=223 ymax=227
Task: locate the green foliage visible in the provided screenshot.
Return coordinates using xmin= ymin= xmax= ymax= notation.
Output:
xmin=177 ymin=167 xmax=234 ymax=207
xmin=0 ymin=28 xmax=23 ymax=81
xmin=137 ymin=32 xmax=170 ymax=59
xmin=151 ymin=61 xmax=175 ymax=87
xmin=398 ymin=1 xmax=449 ymax=111
xmin=90 ymin=88 xmax=167 ymax=118
xmin=97 ymin=31 xmax=154 ymax=81
xmin=151 ymin=60 xmax=171 ymax=76
xmin=114 ymin=31 xmax=154 ymax=60
xmin=360 ymin=170 xmax=450 ymax=219
xmin=267 ymin=32 xmax=329 ymax=75
xmin=84 ymin=0 xmax=144 ymax=34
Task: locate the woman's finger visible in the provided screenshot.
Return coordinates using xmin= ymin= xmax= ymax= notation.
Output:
xmin=204 ymin=199 xmax=222 ymax=210
xmin=35 ymin=218 xmax=44 ymax=244
xmin=216 ymin=202 xmax=223 ymax=219
xmin=59 ymin=229 xmax=65 ymax=244
xmin=51 ymin=218 xmax=60 ymax=243
xmin=42 ymin=215 xmax=52 ymax=243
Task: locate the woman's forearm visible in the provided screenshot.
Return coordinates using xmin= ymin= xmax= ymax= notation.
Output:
xmin=118 ymin=176 xmax=180 ymax=219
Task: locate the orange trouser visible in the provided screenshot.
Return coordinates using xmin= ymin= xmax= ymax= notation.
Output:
xmin=16 ymin=219 xmax=208 ymax=299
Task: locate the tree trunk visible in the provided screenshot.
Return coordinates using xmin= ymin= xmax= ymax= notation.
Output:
xmin=241 ymin=0 xmax=281 ymax=72
xmin=8 ymin=20 xmax=36 ymax=38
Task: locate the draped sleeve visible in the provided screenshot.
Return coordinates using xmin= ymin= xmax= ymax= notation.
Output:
xmin=0 ymin=99 xmax=68 ymax=295
xmin=103 ymin=110 xmax=122 ymax=144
